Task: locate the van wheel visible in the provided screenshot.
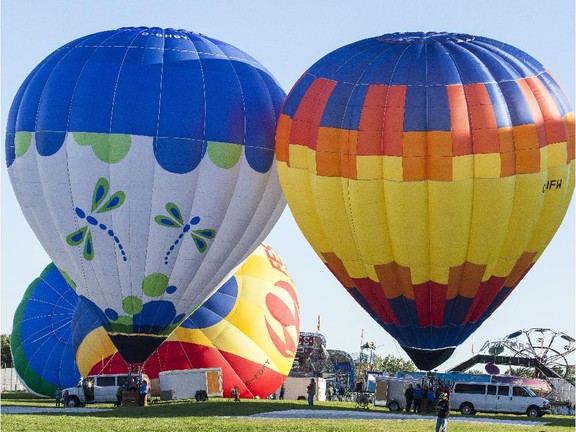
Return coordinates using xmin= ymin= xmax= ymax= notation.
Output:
xmin=67 ymin=397 xmax=80 ymax=408
xmin=388 ymin=401 xmax=400 ymax=412
xmin=460 ymin=403 xmax=475 ymax=415
xmin=527 ymin=406 xmax=541 ymax=417
xmin=195 ymin=391 xmax=208 ymax=402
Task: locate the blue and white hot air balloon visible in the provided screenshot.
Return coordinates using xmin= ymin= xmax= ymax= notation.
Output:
xmin=6 ymin=27 xmax=286 ymax=364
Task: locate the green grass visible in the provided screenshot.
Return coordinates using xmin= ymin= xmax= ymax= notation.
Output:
xmin=1 ymin=392 xmax=574 ymax=432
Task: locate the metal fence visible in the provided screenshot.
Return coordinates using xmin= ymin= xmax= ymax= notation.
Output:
xmin=1 ymin=368 xmax=26 ymax=392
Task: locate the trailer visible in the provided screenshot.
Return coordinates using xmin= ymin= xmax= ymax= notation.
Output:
xmin=159 ymin=368 xmax=223 ymax=401
xmin=281 ymin=376 xmax=326 ymax=401
xmin=374 ymin=377 xmax=420 ymax=411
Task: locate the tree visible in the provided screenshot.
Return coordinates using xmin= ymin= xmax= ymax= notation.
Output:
xmin=371 ymin=354 xmax=417 ymax=374
xmin=507 ymin=367 xmax=535 ymax=378
xmin=1 ymin=333 xmax=13 ymax=368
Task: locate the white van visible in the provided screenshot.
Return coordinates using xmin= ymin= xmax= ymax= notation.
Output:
xmin=450 ymin=382 xmax=551 ymax=417
xmin=63 ymin=373 xmax=150 ymax=407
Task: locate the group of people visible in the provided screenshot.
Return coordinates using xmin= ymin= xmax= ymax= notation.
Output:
xmin=404 ymin=382 xmax=450 ymax=414
xmin=54 ymin=388 xmax=68 ymax=407
xmin=116 ymin=377 xmax=148 ymax=407
xmin=404 ymin=382 xmax=450 ymax=432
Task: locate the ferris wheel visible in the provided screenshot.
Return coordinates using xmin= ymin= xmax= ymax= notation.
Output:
xmin=479 ymin=328 xmax=575 ymax=378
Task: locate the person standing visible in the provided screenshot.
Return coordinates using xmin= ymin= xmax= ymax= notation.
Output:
xmin=337 ymin=385 xmax=345 ymax=402
xmin=279 ymin=383 xmax=285 ymax=400
xmin=426 ymin=386 xmax=436 ymax=413
xmin=306 ymin=378 xmax=316 ymax=407
xmin=404 ymin=384 xmax=414 ymax=412
xmin=116 ymin=384 xmax=123 ymax=407
xmin=435 ymin=392 xmax=450 ymax=432
xmin=138 ymin=379 xmax=148 ymax=406
xmin=62 ymin=389 xmax=69 ymax=408
xmin=55 ymin=388 xmax=62 ymax=407
xmin=413 ymin=383 xmax=423 ymax=413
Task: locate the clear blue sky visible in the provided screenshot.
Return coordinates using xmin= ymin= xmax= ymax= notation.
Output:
xmin=2 ymin=0 xmax=574 ymax=370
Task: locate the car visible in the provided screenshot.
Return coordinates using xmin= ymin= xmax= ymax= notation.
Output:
xmin=63 ymin=373 xmax=151 ymax=407
xmin=450 ymin=381 xmax=551 ymax=417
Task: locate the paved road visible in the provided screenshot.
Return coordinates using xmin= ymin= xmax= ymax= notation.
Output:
xmin=250 ymin=409 xmax=549 ymax=427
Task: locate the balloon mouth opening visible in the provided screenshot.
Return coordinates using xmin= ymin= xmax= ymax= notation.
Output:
xmin=108 ymin=333 xmax=166 ymax=364
xmin=400 ymin=345 xmax=456 ymax=371
xmin=377 ymin=32 xmax=475 ymax=44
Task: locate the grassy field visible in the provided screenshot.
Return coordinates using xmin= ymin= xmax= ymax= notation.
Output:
xmin=1 ymin=392 xmax=574 ymax=432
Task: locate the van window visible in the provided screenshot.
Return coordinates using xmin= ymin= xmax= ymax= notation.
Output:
xmin=454 ymin=383 xmax=485 ymax=395
xmin=487 ymin=385 xmax=497 ymax=395
xmin=97 ymin=376 xmax=116 ymax=387
xmin=498 ymin=385 xmax=509 ymax=396
xmin=117 ymin=376 xmax=129 ymax=387
xmin=512 ymin=386 xmax=530 ymax=397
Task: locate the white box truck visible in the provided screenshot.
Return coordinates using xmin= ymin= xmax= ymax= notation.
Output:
xmin=159 ymin=368 xmax=223 ymax=401
xmin=374 ymin=377 xmax=420 ymax=411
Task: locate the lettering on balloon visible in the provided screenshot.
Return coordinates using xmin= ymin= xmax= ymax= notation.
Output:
xmin=244 ymin=359 xmax=270 ymax=386
xmin=542 ymin=179 xmax=563 ymax=193
xmin=263 ymin=243 xmax=289 ymax=276
xmin=141 ymin=31 xmax=186 ymax=39
xmin=264 ymin=281 xmax=299 ymax=358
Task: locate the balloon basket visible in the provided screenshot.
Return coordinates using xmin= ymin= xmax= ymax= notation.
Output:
xmin=121 ymin=390 xmax=147 ymax=407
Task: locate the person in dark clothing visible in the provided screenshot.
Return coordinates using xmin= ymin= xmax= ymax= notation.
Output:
xmin=426 ymin=387 xmax=436 ymax=413
xmin=435 ymin=392 xmax=450 ymax=432
xmin=116 ymin=384 xmax=123 ymax=407
xmin=279 ymin=383 xmax=285 ymax=400
xmin=55 ymin=388 xmax=62 ymax=407
xmin=413 ymin=383 xmax=423 ymax=413
xmin=404 ymin=384 xmax=414 ymax=412
xmin=307 ymin=379 xmax=316 ymax=407
xmin=139 ymin=380 xmax=148 ymax=406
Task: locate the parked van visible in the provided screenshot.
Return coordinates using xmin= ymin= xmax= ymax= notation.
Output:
xmin=450 ymin=381 xmax=551 ymax=417
xmin=63 ymin=373 xmax=151 ymax=407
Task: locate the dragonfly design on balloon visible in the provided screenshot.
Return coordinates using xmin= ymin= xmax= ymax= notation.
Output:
xmin=66 ymin=177 xmax=127 ymax=261
xmin=154 ymin=203 xmax=216 ymax=265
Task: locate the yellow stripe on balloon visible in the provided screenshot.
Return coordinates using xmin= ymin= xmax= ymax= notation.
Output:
xmin=277 ymin=162 xmax=331 ymax=256
xmin=279 ymin=135 xmax=573 ymax=299
xmin=528 ymin=162 xmax=574 ymax=257
xmin=347 ymin=179 xmax=395 ymax=265
xmin=76 ymin=327 xmax=118 ymax=376
xmin=428 ymin=180 xmax=474 ymax=284
xmin=466 ymin=177 xmax=516 ymax=274
xmin=492 ymin=173 xmax=546 ymax=278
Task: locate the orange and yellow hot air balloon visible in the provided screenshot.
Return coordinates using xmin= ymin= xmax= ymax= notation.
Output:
xmin=276 ymin=32 xmax=574 ymax=370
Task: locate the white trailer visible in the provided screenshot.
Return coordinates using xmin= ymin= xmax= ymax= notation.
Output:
xmin=281 ymin=376 xmax=326 ymax=401
xmin=374 ymin=377 xmax=420 ymax=411
xmin=159 ymin=368 xmax=223 ymax=401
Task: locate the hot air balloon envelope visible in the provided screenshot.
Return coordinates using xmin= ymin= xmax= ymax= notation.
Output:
xmin=276 ymin=32 xmax=574 ymax=370
xmin=75 ymin=243 xmax=300 ymax=398
xmin=6 ymin=27 xmax=286 ymax=363
xmin=11 ymin=264 xmax=80 ymax=396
